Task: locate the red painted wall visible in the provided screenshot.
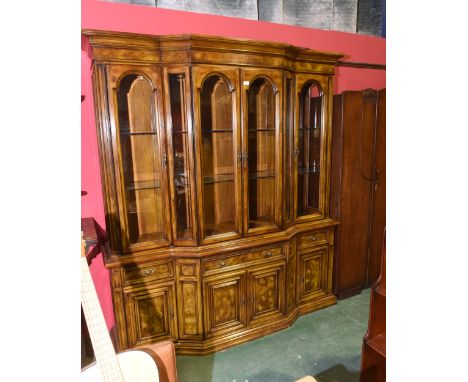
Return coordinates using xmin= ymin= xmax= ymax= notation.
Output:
xmin=81 ymin=0 xmax=386 ymax=332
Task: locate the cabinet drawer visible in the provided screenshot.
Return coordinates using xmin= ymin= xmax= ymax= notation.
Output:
xmin=298 ymin=230 xmax=329 ymax=250
xmin=123 ymin=259 xmax=174 ymax=286
xmin=203 ymin=246 xmax=283 ymax=275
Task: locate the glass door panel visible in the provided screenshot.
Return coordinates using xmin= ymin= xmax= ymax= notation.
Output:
xmin=283 ymin=75 xmax=294 ymax=226
xmin=116 ymin=73 xmax=168 ymax=245
xmin=297 ymin=81 xmax=323 ymax=218
xmin=199 ymin=74 xmax=237 ymax=238
xmin=165 ymin=70 xmax=196 ymax=243
xmin=246 ymin=78 xmax=277 ymax=230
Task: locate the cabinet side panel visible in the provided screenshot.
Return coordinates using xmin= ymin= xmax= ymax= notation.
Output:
xmin=110 ymin=269 xmax=127 ymax=351
xmin=330 ymin=94 xmax=343 ymax=294
xmin=333 ymin=91 xmax=374 ymax=296
xmin=175 ymin=259 xmax=203 ymax=340
xmin=287 ymin=239 xmax=297 ymax=313
xmin=92 ymin=64 xmax=123 ymax=254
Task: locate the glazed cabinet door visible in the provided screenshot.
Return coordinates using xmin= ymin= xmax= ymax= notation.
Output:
xmin=163 ymin=67 xmax=197 ymax=245
xmin=294 ymin=75 xmax=331 ymax=223
xmin=296 ymin=246 xmax=332 ymax=304
xmin=106 ymin=65 xmax=172 ymax=253
xmin=192 ymin=66 xmax=242 ymax=244
xmin=247 ymin=261 xmax=286 ymax=325
xmin=203 ymin=271 xmax=247 ymax=338
xmin=241 ymin=68 xmax=283 ymax=235
xmin=123 ymin=282 xmax=177 ymax=348
xmin=283 ymin=71 xmax=295 ymax=227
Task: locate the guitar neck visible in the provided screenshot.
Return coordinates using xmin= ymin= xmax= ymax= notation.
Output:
xmin=81 ymin=256 xmax=124 ymax=382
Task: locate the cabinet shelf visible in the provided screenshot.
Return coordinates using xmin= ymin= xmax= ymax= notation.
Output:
xmin=248 ymin=170 xmax=275 ymax=180
xmin=203 ymin=221 xmax=236 ymax=235
xmin=248 ymin=216 xmax=276 ymax=228
xmin=298 ymin=167 xmax=320 ymax=175
xmin=201 ymin=129 xmax=233 ymax=133
xmin=120 ymin=131 xmax=158 ymax=136
xmin=203 ymin=173 xmax=234 ymax=184
xmin=126 ymin=180 xmax=161 ymax=191
xmin=248 ymin=129 xmax=275 ymax=133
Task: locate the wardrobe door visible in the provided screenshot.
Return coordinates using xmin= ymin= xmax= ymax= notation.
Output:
xmin=192 ymin=66 xmax=242 ymax=244
xmin=367 ymin=89 xmax=386 ymax=286
xmin=241 ymin=68 xmax=283 ymax=236
xmin=107 ymin=65 xmax=172 ymax=253
xmin=331 ymin=89 xmax=382 ymax=298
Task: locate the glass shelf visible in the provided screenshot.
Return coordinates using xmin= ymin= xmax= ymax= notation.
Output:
xmin=298 ymin=167 xmax=320 ymax=175
xmin=203 ymin=221 xmax=236 ymax=236
xmin=203 ymin=173 xmax=234 ymax=184
xmin=126 ymin=180 xmax=161 ymax=191
xmin=248 ymin=216 xmax=276 ymax=229
xmin=127 ymin=232 xmax=165 ymax=243
xmin=120 ymin=131 xmax=158 ymax=136
xmin=201 ymin=129 xmax=233 ymax=133
xmin=248 ymin=170 xmax=275 ymax=180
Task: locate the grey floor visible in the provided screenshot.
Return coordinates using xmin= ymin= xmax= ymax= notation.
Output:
xmin=176 ymin=289 xmax=370 ymax=382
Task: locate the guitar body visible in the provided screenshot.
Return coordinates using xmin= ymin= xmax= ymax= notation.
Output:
xmin=81 ymin=350 xmax=159 ymax=382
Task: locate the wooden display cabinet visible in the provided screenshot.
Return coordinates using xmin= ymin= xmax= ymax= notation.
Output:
xmin=84 ymin=30 xmax=343 ymax=355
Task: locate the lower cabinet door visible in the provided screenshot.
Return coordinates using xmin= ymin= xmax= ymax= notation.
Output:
xmin=203 ymin=271 xmax=247 ymax=338
xmin=247 ymin=261 xmax=286 ymax=325
xmin=123 ymin=282 xmax=178 ymax=347
xmin=297 ymin=246 xmax=330 ymax=304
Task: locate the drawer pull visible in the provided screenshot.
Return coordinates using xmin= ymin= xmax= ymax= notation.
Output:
xmin=142 ymin=268 xmax=155 ymax=276
xmin=240 ymin=298 xmax=245 ymax=305
xmin=264 ymin=251 xmax=273 ymax=258
xmin=311 ymin=235 xmax=316 ymax=241
xmin=219 ymin=260 xmax=226 ymax=267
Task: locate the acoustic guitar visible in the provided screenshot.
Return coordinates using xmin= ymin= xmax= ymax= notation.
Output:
xmin=81 ymin=235 xmax=160 ymax=381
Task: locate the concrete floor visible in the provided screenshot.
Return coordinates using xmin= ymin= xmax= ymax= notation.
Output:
xmin=176 ymin=289 xmax=370 ymax=382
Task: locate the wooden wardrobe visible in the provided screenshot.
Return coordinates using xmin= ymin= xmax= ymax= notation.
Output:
xmin=330 ymin=89 xmax=386 ymax=299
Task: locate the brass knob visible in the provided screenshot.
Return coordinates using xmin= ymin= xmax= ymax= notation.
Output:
xmin=311 ymin=235 xmax=316 ymax=241
xmin=142 ymin=268 xmax=155 ymax=276
xmin=240 ymin=298 xmax=245 ymax=305
xmin=220 ymin=260 xmax=226 ymax=267
xmin=264 ymin=251 xmax=273 ymax=257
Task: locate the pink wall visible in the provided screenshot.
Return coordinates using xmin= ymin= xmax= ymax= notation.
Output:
xmin=81 ymin=0 xmax=385 ymax=333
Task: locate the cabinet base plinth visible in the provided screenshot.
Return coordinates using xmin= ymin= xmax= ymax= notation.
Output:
xmin=174 ymin=293 xmax=337 ymax=355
